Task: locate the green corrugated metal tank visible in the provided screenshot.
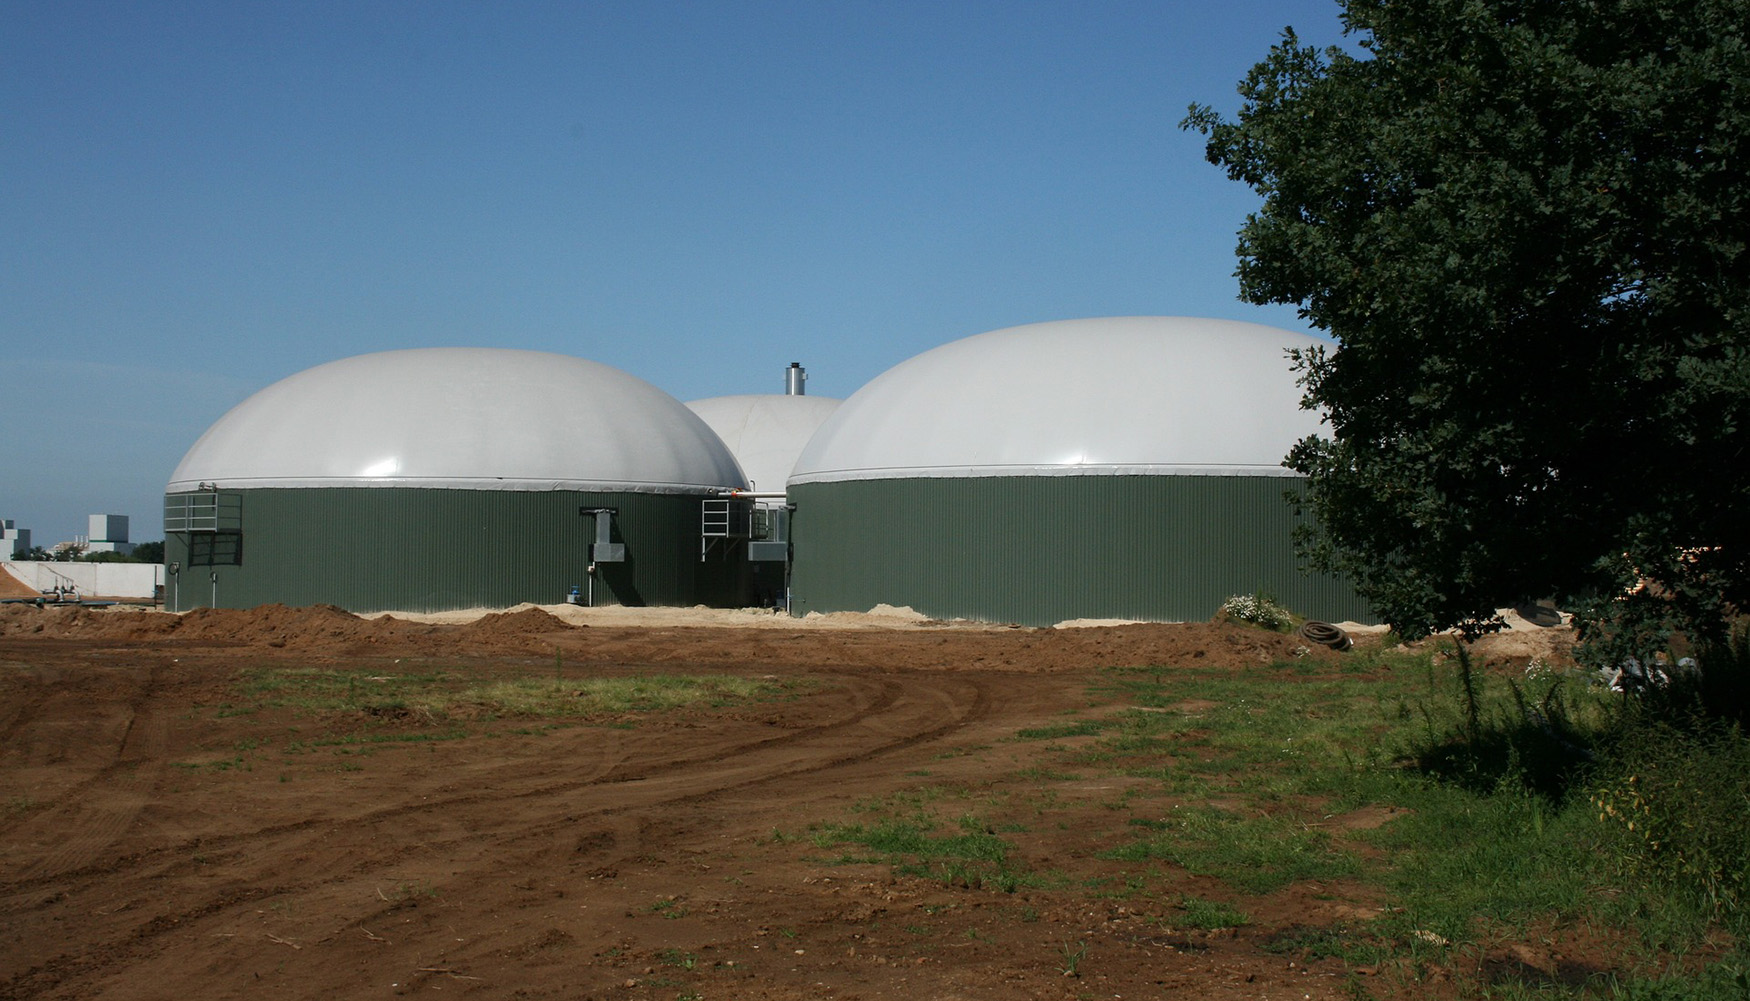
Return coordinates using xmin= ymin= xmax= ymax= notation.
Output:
xmin=786 ymin=317 xmax=1375 ymax=626
xmin=162 ymin=348 xmax=749 ymax=613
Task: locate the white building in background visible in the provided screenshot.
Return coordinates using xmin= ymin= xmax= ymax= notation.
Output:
xmin=85 ymin=514 xmax=133 ymax=556
xmin=1 ymin=519 xmax=29 ymax=557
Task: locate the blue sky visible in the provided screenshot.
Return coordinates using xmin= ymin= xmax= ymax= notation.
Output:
xmin=2 ymin=0 xmax=1348 ymax=547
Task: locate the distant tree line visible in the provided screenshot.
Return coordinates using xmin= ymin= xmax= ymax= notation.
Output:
xmin=10 ymin=541 xmax=164 ymax=563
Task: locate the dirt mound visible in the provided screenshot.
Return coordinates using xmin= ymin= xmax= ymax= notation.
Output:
xmin=1399 ymin=617 xmax=1581 ymax=672
xmin=1466 ymin=618 xmax=1579 ymax=669
xmin=447 ymin=606 xmax=581 ymax=654
xmin=168 ymin=603 xmax=414 ymax=649
xmin=0 ymin=602 xmax=1360 ymax=670
xmin=1048 ymin=620 xmax=1345 ymax=670
xmin=0 ymin=565 xmax=42 ymax=597
xmin=0 ymin=603 xmax=434 ymax=654
xmin=464 ymin=605 xmax=577 ymax=636
xmin=0 ymin=602 xmax=177 ymax=639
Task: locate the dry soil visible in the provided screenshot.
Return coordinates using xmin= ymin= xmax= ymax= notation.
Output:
xmin=0 ymin=602 xmax=1578 ymax=1000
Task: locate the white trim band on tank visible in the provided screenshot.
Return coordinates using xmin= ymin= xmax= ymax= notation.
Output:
xmin=788 ymin=462 xmax=1303 ymax=486
xmin=164 ymin=476 xmax=744 ymax=494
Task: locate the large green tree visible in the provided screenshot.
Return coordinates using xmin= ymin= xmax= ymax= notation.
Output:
xmin=1185 ymin=0 xmax=1748 ymax=651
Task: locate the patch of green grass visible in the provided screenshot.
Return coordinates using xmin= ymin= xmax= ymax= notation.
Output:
xmin=1014 ymin=719 xmax=1108 ymax=741
xmin=439 ymin=675 xmax=787 ymax=717
xmin=384 ymin=879 xmax=438 ymax=902
xmin=1013 ymin=765 xmax=1079 ymax=782
xmin=1102 ymin=805 xmax=1359 ymax=894
xmin=1602 ymin=964 xmax=1750 ymax=1000
xmin=815 ymin=817 xmax=1007 ymax=862
xmin=237 ymin=667 xmax=455 ymax=713
xmin=811 ymin=807 xmax=1041 ymax=893
xmin=659 ymin=948 xmax=698 ymax=970
xmin=802 ymin=646 xmax=1750 ymax=996
xmin=1173 ymin=895 xmax=1250 ymax=931
xmin=173 ymin=755 xmax=249 ymax=772
xmin=233 ymin=666 xmax=801 ymax=721
xmin=1262 ymin=924 xmax=1388 ymax=965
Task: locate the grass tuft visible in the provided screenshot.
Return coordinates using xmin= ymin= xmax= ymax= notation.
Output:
xmin=235 ymin=667 xmax=796 ymax=720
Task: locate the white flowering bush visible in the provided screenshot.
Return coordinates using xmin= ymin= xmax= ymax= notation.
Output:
xmin=1219 ymin=592 xmax=1294 ymax=632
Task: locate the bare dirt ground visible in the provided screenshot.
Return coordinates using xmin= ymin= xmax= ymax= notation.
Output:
xmin=0 ymin=603 xmax=1576 ymax=1001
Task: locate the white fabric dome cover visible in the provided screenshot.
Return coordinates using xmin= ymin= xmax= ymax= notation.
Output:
xmin=685 ymin=394 xmax=842 ymax=494
xmin=168 ymin=348 xmax=748 ymax=493
xmin=790 ymin=317 xmax=1327 ymax=484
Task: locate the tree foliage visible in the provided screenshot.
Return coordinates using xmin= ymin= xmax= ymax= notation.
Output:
xmin=83 ymin=551 xmax=136 ymax=563
xmin=1185 ymin=0 xmax=1750 ymax=653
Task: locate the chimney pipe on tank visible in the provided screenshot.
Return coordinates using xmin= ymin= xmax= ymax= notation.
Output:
xmin=785 ymin=362 xmax=807 ymax=396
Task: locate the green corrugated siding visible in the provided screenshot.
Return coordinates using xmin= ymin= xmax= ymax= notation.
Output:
xmin=788 ymin=475 xmax=1373 ymax=626
xmin=163 ymin=488 xmax=747 ymax=613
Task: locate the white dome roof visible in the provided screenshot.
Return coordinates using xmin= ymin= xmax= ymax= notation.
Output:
xmin=168 ymin=348 xmax=747 ymax=493
xmin=686 ymin=394 xmax=842 ymax=494
xmin=790 ymin=317 xmax=1327 ymax=484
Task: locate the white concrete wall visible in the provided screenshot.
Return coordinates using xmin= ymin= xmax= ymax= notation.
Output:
xmin=2 ymin=561 xmax=163 ymax=599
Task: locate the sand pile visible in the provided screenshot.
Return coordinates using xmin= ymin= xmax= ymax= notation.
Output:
xmin=0 ymin=565 xmax=43 ymax=598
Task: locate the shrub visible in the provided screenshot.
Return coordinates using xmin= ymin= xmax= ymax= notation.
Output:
xmin=1218 ymin=592 xmax=1294 ymax=632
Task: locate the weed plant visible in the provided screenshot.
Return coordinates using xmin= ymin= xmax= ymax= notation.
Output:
xmin=1057 ymin=939 xmax=1087 ymax=977
xmin=1408 ymin=644 xmax=1608 ymax=803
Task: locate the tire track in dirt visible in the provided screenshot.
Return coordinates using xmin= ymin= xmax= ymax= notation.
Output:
xmin=1 ymin=671 xmax=1002 ymax=1000
xmin=0 ymin=664 xmax=61 ymax=750
xmin=9 ymin=662 xmax=172 ymax=882
xmin=1 ymin=673 xmax=894 ymax=892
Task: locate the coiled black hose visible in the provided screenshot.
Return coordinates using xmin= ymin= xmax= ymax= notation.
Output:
xmin=1298 ymin=620 xmax=1352 ymax=651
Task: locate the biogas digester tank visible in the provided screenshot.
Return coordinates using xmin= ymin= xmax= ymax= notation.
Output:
xmin=784 ymin=317 xmax=1372 ymax=626
xmin=164 ymin=348 xmax=748 ymax=612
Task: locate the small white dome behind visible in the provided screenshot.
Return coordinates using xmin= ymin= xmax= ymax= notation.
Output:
xmin=790 ymin=316 xmax=1327 ymax=484
xmin=168 ymin=348 xmax=747 ymax=493
xmin=686 ymin=395 xmax=842 ymax=493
